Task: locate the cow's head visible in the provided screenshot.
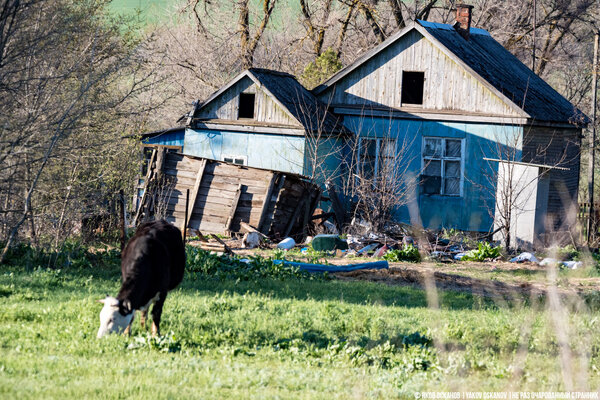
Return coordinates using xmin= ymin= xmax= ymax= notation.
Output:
xmin=96 ymin=296 xmax=133 ymax=338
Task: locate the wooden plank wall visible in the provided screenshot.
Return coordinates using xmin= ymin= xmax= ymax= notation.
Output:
xmin=196 ymin=76 xmax=299 ymax=127
xmin=318 ymin=30 xmax=518 ymax=117
xmin=157 ymin=153 xmax=318 ymax=237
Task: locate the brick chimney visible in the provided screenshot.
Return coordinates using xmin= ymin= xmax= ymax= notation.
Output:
xmin=454 ymin=4 xmax=474 ymax=40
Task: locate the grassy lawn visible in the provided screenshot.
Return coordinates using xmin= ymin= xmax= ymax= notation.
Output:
xmin=1 ymin=247 xmax=600 ymax=398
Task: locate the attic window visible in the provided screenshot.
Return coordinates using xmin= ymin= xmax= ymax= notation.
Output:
xmin=401 ymin=71 xmax=425 ymax=105
xmin=238 ymin=93 xmax=255 ymax=119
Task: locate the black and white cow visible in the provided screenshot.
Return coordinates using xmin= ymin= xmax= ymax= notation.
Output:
xmin=97 ymin=219 xmax=185 ymax=338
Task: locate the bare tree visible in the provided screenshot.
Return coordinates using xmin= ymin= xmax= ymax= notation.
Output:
xmin=0 ymin=0 xmax=161 ymax=261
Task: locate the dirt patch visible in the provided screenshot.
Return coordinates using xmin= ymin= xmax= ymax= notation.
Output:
xmin=334 ymin=264 xmax=585 ymax=301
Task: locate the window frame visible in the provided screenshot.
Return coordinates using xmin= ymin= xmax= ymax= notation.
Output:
xmin=420 ymin=137 xmax=465 ymax=197
xmin=222 ymin=155 xmax=247 ymax=166
xmin=356 ymin=137 xmax=397 ymax=186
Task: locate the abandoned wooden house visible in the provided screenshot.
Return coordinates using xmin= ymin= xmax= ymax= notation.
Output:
xmin=140 ymin=5 xmax=587 ymax=247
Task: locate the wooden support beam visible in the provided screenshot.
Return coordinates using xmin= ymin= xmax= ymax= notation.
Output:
xmin=240 ymin=222 xmax=268 ymax=239
xmin=183 ymin=188 xmax=190 ymax=242
xmin=260 ymin=175 xmax=286 ymax=235
xmin=310 ymin=212 xmax=335 ymax=222
xmin=134 ymin=148 xmax=157 ymax=225
xmin=327 ymin=183 xmax=346 ymax=231
xmin=283 ymin=190 xmax=307 ymax=238
xmin=302 ymin=190 xmax=312 ymax=237
xmin=186 ymin=159 xmax=207 ymax=230
xmin=210 ymin=234 xmax=233 ymax=254
xmin=225 ymin=184 xmax=243 ymax=233
xmin=257 ymin=172 xmax=276 ymax=234
xmin=155 ymin=147 xmax=166 ymax=179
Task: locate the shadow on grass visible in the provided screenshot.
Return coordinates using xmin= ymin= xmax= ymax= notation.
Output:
xmin=178 ymin=273 xmax=494 ymax=311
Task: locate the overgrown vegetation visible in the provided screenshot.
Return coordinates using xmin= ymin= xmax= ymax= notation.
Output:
xmin=383 ymin=244 xmax=421 ymax=262
xmin=2 ymin=247 xmax=600 ymax=397
xmin=186 ymin=247 xmax=327 ymax=281
xmin=460 ymin=242 xmax=502 ymax=262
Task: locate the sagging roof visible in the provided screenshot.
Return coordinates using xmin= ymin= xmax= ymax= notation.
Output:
xmin=122 ymin=126 xmax=185 ymax=139
xmin=194 ymin=68 xmax=347 ymax=134
xmin=314 ymin=20 xmax=588 ymax=126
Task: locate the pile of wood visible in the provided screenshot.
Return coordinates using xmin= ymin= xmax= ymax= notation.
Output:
xmin=135 ymin=149 xmax=321 ymax=240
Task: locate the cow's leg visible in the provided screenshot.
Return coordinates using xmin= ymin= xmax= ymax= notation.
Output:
xmin=150 ymin=294 xmax=166 ymax=337
xmin=123 ymin=312 xmax=135 ymax=336
xmin=140 ymin=310 xmax=148 ymax=329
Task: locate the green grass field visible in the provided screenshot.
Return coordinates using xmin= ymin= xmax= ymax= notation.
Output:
xmin=1 ymin=246 xmax=599 ymax=398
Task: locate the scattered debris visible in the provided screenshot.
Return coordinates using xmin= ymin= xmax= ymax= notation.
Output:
xmin=539 ymin=258 xmax=558 ymax=266
xmin=372 ymin=245 xmax=388 ymax=258
xmin=454 ymin=252 xmax=468 ymax=261
xmin=242 ymin=232 xmax=261 ymax=249
xmin=273 ymin=259 xmax=388 ymax=273
xmin=277 ymin=237 xmax=296 ymax=250
xmin=561 ymin=261 xmax=582 ymax=269
xmin=311 ymin=234 xmax=348 ymax=251
xmin=510 ymin=252 xmax=539 ymax=263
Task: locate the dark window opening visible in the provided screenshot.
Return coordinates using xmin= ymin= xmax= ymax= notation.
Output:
xmin=223 ymin=156 xmax=246 ymax=165
xmin=401 ymin=71 xmax=425 ymax=105
xmin=238 ymin=93 xmax=255 ymax=119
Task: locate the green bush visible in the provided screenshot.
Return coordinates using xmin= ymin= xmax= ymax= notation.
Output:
xmin=2 ymin=241 xmax=120 ymax=270
xmin=460 ymin=242 xmax=501 ymax=261
xmin=383 ymin=244 xmax=421 ymax=262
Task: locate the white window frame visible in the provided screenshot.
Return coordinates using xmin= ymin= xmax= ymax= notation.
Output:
xmin=222 ymin=155 xmax=247 ymax=166
xmin=356 ymin=137 xmax=397 ymax=185
xmin=421 ymin=137 xmax=465 ymax=197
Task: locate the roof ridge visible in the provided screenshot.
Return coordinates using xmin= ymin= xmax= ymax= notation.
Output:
xmin=249 ymin=67 xmax=296 ymax=78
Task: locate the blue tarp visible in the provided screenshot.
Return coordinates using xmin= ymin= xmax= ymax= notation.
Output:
xmin=273 ymin=260 xmax=389 ymax=273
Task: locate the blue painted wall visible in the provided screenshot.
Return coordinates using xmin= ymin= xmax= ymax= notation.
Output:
xmin=141 ymin=118 xmax=523 ymax=233
xmin=342 ymin=115 xmax=523 ymax=232
xmin=183 ymin=128 xmax=306 ymax=174
xmin=143 ymin=130 xmax=185 ymax=148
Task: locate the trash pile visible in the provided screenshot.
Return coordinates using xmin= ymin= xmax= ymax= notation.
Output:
xmin=509 ymin=251 xmax=583 ymax=269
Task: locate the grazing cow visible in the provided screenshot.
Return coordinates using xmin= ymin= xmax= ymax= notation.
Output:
xmin=97 ymin=219 xmax=185 ymax=338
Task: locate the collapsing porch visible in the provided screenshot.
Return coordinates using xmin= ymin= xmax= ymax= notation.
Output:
xmin=135 ymin=148 xmax=321 ymax=239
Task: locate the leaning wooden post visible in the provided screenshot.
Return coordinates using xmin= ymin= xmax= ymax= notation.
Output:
xmin=588 ymin=31 xmax=599 ymax=244
xmin=183 ymin=189 xmax=190 ymax=243
xmin=119 ymin=189 xmax=126 ymax=251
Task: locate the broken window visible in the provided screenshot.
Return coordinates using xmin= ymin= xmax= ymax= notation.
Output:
xmin=238 ymin=93 xmax=255 ymax=119
xmin=223 ymin=155 xmax=246 ymax=165
xmin=401 ymin=71 xmax=425 ymax=105
xmin=421 ymin=137 xmax=463 ymax=196
xmin=357 ymin=138 xmax=397 ymax=186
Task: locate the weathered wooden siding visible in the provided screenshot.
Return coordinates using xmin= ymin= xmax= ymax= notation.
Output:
xmin=156 ymin=153 xmax=319 ymax=236
xmin=522 ymin=126 xmax=581 ymax=230
xmin=319 ymin=30 xmax=519 ymax=117
xmin=196 ymin=76 xmax=300 ymax=126
xmin=183 ymin=127 xmax=306 ymax=174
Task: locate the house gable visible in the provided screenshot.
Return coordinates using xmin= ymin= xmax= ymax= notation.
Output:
xmin=196 ymin=74 xmax=301 ymax=127
xmin=316 ymin=27 xmax=524 ymax=120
